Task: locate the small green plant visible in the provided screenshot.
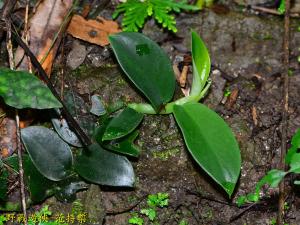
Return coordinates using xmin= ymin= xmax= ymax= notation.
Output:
xmin=0 ymin=30 xmax=240 ymax=214
xmin=129 ymin=214 xmax=144 ymax=225
xmin=223 ymin=87 xmax=231 ymax=97
xmin=237 ymin=128 xmax=300 ymax=206
xmin=278 ymin=0 xmax=285 ymax=14
xmin=195 ymin=0 xmax=214 ymax=9
xmin=179 ymin=219 xmax=188 ymax=225
xmin=0 ymin=215 xmax=7 ymax=225
xmin=270 ymin=218 xmax=276 ymax=225
xmin=108 ymin=31 xmax=241 ymax=197
xmin=113 ymin=0 xmax=199 ymax=32
xmin=147 ymin=192 xmax=169 ymax=207
xmin=129 ymin=192 xmax=169 ymax=224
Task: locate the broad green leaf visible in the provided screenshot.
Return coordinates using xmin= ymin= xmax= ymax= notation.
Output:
xmin=0 ymin=68 xmax=62 ymax=109
xmin=75 ymin=143 xmax=135 ymax=187
xmin=173 ymin=102 xmax=241 ymax=197
xmin=278 ymin=0 xmax=285 ymax=14
xmin=23 ymin=156 xmax=56 ymax=203
xmin=103 ymin=107 xmax=143 ymax=141
xmin=256 ymin=169 xmax=287 ymax=189
xmin=109 ymin=32 xmax=175 ymax=111
xmin=93 ymin=119 xmax=111 ymax=144
xmin=94 ymin=117 xmax=140 ymax=157
xmin=285 ymin=145 xmax=298 ymax=165
xmin=104 ymin=131 xmax=141 ymax=157
xmin=4 ymin=155 xmax=55 ymax=203
xmin=289 ymin=153 xmax=300 ymax=173
xmin=190 ymin=31 xmax=211 ymax=98
xmin=21 ymin=126 xmax=73 ymax=181
xmin=291 ymin=128 xmax=300 ymax=148
xmin=285 ymin=129 xmax=300 ymax=164
xmin=52 ymin=118 xmax=82 ymax=147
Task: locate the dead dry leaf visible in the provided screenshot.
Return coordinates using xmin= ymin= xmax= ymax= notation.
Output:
xmin=15 ymin=0 xmax=73 ymax=76
xmin=67 ymin=15 xmax=121 ymax=46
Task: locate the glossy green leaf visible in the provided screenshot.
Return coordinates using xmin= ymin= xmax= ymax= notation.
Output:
xmin=4 ymin=155 xmax=55 ymax=203
xmin=94 ymin=117 xmax=140 ymax=157
xmin=190 ymin=31 xmax=211 ymax=98
xmin=104 ymin=131 xmax=141 ymax=157
xmin=285 ymin=129 xmax=300 ymax=164
xmin=289 ymin=153 xmax=300 ymax=173
xmin=257 ymin=169 xmax=287 ymax=189
xmin=0 ymin=68 xmax=62 ymax=109
xmin=75 ymin=143 xmax=135 ymax=187
xmin=291 ymin=128 xmax=300 ymax=148
xmin=52 ymin=117 xmax=82 ymax=147
xmin=103 ymin=107 xmax=143 ymax=141
xmin=173 ymin=102 xmax=241 ymax=197
xmin=93 ymin=119 xmax=111 ymax=144
xmin=21 ymin=126 xmax=73 ymax=181
xmin=23 ymin=156 xmax=56 ymax=202
xmin=109 ymin=32 xmax=175 ymax=111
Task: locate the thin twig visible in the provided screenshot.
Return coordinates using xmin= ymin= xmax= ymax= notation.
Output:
xmin=16 ymin=110 xmax=28 ymax=225
xmin=39 ymin=6 xmax=73 ymax=66
xmin=250 ymin=5 xmax=299 ymax=17
xmin=23 ymin=0 xmax=32 ymax=72
xmin=230 ymin=202 xmax=258 ymax=222
xmin=251 ymin=6 xmax=281 ymax=15
xmin=0 ymin=0 xmax=17 ymax=19
xmin=5 ymin=18 xmax=28 ymax=225
xmin=185 ymin=189 xmax=236 ymax=207
xmin=277 ymin=0 xmax=290 ymax=224
xmin=5 ymin=19 xmax=14 ymax=69
xmin=0 ymin=0 xmax=17 ymax=40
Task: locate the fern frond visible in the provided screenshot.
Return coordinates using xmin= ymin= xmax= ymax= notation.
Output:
xmin=115 ymin=0 xmax=150 ymax=32
xmin=113 ymin=0 xmax=200 ymax=32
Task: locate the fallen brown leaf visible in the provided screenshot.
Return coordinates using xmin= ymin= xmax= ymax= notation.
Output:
xmin=67 ymin=15 xmax=121 ymax=46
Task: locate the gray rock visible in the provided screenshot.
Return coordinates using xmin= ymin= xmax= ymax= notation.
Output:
xmin=67 ymin=40 xmax=88 ymax=70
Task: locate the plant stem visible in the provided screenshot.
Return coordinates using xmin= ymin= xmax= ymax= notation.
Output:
xmin=128 ymin=80 xmax=211 ymax=114
xmin=277 ymin=0 xmax=290 ymax=224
